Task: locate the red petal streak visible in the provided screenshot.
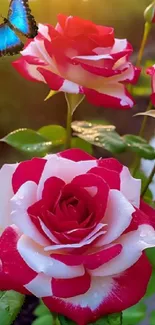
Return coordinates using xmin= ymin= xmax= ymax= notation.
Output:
xmin=98 ymin=158 xmax=123 ymax=173
xmin=12 ymin=158 xmax=46 ymax=193
xmin=12 ymin=58 xmax=42 ymax=82
xmin=84 ymin=244 xmax=122 ymax=269
xmin=43 ymin=254 xmax=151 ymax=325
xmin=52 ymin=271 xmax=91 ymax=298
xmin=84 ymin=88 xmax=134 ymax=109
xmin=58 ymin=149 xmax=95 ymax=161
xmin=71 ymin=173 xmax=109 ymax=222
xmin=51 ymin=244 xmax=122 ymax=269
xmin=0 ymin=226 xmax=37 ymax=290
xmin=42 ymin=177 xmax=65 ymax=209
xmin=88 ymin=167 xmax=120 ymax=190
xmin=124 ymin=207 xmax=152 ymax=234
xmin=37 ymin=68 xmax=64 ymax=90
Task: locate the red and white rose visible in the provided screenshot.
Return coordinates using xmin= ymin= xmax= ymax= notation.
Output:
xmin=0 ymin=149 xmax=155 ymax=325
xmin=13 ymin=15 xmax=140 ymax=109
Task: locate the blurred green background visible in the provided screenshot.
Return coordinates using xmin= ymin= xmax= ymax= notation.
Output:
xmin=0 ymin=0 xmax=154 ymax=164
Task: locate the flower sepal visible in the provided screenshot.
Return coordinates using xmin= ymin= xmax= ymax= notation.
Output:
xmin=144 ymin=1 xmax=155 ymax=23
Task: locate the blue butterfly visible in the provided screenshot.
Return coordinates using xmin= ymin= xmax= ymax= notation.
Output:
xmin=0 ymin=0 xmax=38 ymax=57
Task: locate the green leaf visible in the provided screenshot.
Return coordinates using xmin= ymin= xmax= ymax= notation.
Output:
xmin=123 ymin=135 xmax=155 ymax=159
xmin=123 ymin=301 xmax=146 ymax=325
xmin=107 ymin=313 xmax=122 ymax=325
xmin=0 ymin=291 xmax=25 ymax=325
xmin=72 ymin=121 xmax=125 ymax=154
xmin=38 ymin=125 xmax=66 ymax=147
xmin=134 ymin=110 xmax=155 ymax=118
xmin=145 ymin=269 xmax=155 ymax=297
xmin=150 ymin=311 xmax=155 ymax=325
xmin=145 ymin=247 xmax=155 ymax=268
xmin=32 ymin=314 xmax=54 ymax=325
xmin=34 ymin=304 xmax=51 ymax=317
xmin=72 ymin=121 xmax=115 ymax=133
xmin=1 ymin=128 xmax=53 ymax=156
xmin=71 ymin=137 xmax=93 ymax=154
xmin=58 ymin=315 xmax=75 ymax=325
xmin=143 ymin=196 xmax=155 ymax=207
xmin=65 ymin=93 xmax=85 ymax=115
xmin=89 ymin=313 xmax=122 ymax=325
xmin=95 ymin=132 xmax=126 ymax=153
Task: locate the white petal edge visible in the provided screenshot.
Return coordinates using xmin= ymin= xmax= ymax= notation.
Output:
xmin=59 ymin=79 xmax=80 ymax=94
xmin=120 ymin=166 xmax=141 ymax=208
xmin=37 ymin=155 xmax=97 ymax=200
xmin=111 ymin=38 xmax=128 ymax=54
xmin=72 ymin=54 xmax=112 ymax=61
xmin=91 ymin=224 xmax=155 ymax=277
xmin=44 ymin=223 xmax=106 ymax=251
xmin=95 ymin=189 xmax=134 ymax=246
xmin=11 ymin=181 xmax=50 ymax=246
xmin=0 ymin=163 xmax=18 ymax=233
xmin=61 ymin=276 xmax=115 ymax=311
xmin=24 ymin=273 xmax=53 ymax=297
xmin=17 ymin=235 xmax=85 ymax=278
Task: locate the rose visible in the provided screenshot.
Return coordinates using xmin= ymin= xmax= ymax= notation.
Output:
xmin=13 ymin=15 xmax=140 ymax=109
xmin=147 ymin=65 xmax=155 ymax=104
xmin=0 ymin=149 xmax=155 ymax=325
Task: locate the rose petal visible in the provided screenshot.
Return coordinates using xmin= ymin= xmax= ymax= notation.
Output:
xmin=0 ymin=163 xmax=18 ymax=233
xmin=17 ymin=235 xmax=85 ymax=278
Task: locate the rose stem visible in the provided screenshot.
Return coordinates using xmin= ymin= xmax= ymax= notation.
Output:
xmin=132 ymin=101 xmax=153 ymax=176
xmin=65 ymin=93 xmax=72 ymax=149
xmin=141 ymin=162 xmax=155 ymax=197
xmin=136 ymin=22 xmax=152 ymax=66
xmin=132 ymin=22 xmax=152 ymax=177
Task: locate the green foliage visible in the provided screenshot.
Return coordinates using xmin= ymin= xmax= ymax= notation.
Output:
xmin=123 ymin=135 xmax=155 ymax=159
xmin=71 ymin=137 xmax=93 ymax=154
xmin=38 ymin=125 xmax=66 ymax=146
xmin=1 ymin=125 xmax=67 ymax=157
xmin=3 ymin=122 xmax=155 ymax=160
xmin=71 ymin=121 xmax=155 ymax=159
xmin=32 ymin=314 xmax=54 ymax=325
xmin=0 ymin=291 xmax=24 ymax=325
xmin=150 ymin=311 xmax=155 ymax=325
xmin=34 ymin=302 xmax=51 ymax=317
xmin=1 ymin=129 xmax=53 ymax=156
xmin=72 ymin=121 xmax=126 ymax=153
xmin=122 ymin=301 xmax=146 ymax=325
xmin=145 ymin=269 xmax=155 ymax=298
xmin=95 ymin=131 xmax=126 ymax=154
xmin=32 ymin=300 xmax=57 ymax=325
xmin=146 ymin=247 xmax=155 ymax=268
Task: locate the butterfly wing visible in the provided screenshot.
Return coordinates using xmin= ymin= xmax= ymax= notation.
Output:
xmin=0 ymin=23 xmax=23 ymax=57
xmin=8 ymin=0 xmax=38 ymax=38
